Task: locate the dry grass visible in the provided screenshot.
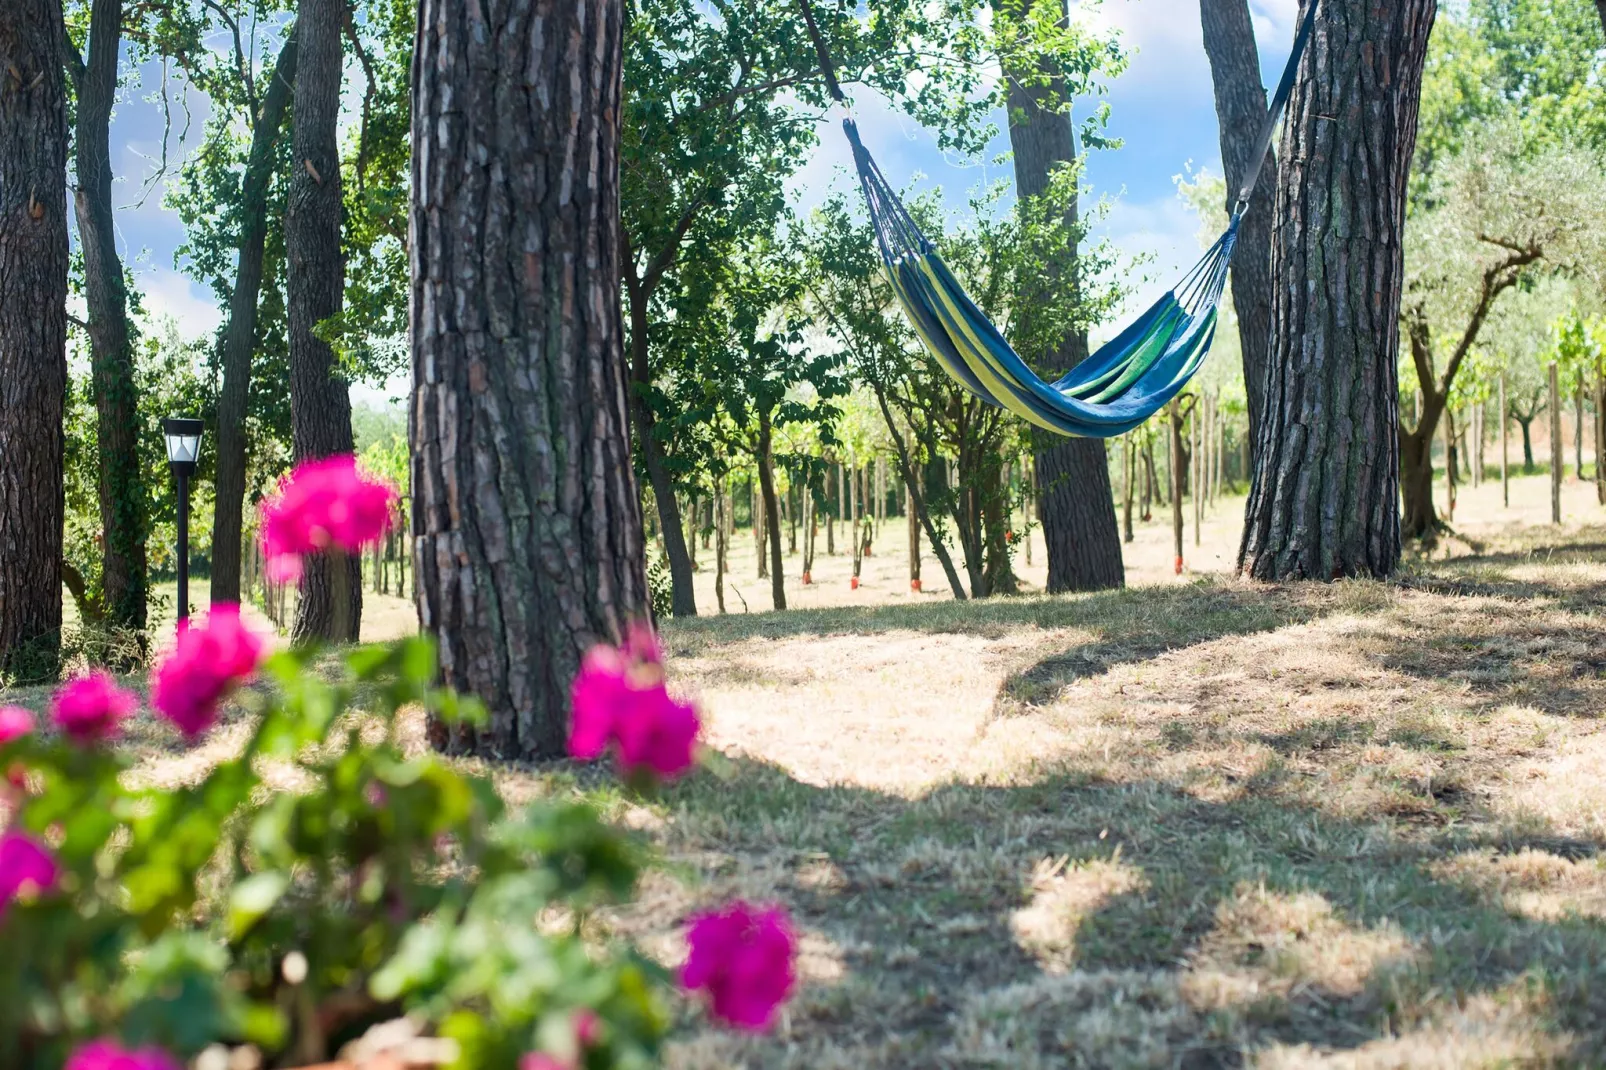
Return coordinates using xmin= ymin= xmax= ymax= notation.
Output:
xmin=6 ymin=472 xmax=1606 ymax=1066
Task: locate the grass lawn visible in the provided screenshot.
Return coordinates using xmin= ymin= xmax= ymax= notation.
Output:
xmin=6 ymin=472 xmax=1606 ymax=1066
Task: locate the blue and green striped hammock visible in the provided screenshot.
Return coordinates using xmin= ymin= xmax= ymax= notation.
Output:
xmin=799 ymin=0 xmax=1317 ymax=439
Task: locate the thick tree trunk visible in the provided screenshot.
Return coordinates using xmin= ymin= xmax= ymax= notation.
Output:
xmin=1200 ymin=0 xmax=1276 ymax=448
xmin=994 ymin=0 xmax=1122 ymax=594
xmin=72 ymin=0 xmax=147 ymax=636
xmin=287 ymin=0 xmax=359 ymax=642
xmin=0 ymin=0 xmax=69 ymax=681
xmin=211 ymin=27 xmax=299 ymax=605
xmin=412 ymin=0 xmax=646 ymax=759
xmin=1239 ymin=0 xmax=1432 ymax=581
xmin=757 ymin=411 xmax=786 ymax=610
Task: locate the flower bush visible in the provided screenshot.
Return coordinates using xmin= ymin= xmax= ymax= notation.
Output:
xmin=1 ymin=458 xmax=797 ymax=1070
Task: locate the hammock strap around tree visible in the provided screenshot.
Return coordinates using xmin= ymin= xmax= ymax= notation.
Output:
xmin=796 ymin=0 xmax=1318 ymax=439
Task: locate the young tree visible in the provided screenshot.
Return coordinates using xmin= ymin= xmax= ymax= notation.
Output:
xmin=286 ymin=0 xmax=359 ymax=641
xmin=1398 ymin=132 xmax=1604 ymax=537
xmin=66 ymin=0 xmax=149 ymax=636
xmin=1199 ymin=0 xmax=1276 ymax=450
xmin=1239 ymin=0 xmax=1435 ymax=581
xmin=0 ymin=0 xmax=69 ymax=680
xmin=412 ymin=0 xmax=648 ymax=759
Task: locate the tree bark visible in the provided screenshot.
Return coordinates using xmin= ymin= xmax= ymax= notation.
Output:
xmin=287 ymin=0 xmax=359 ymax=642
xmin=1597 ymin=0 xmax=1606 ymax=43
xmin=1200 ymin=0 xmax=1276 ymax=448
xmin=211 ymin=26 xmax=299 ymax=606
xmin=872 ymin=385 xmax=966 ymax=599
xmin=412 ymin=0 xmax=646 ymax=759
xmin=756 ymin=410 xmax=785 ymax=610
xmin=994 ymin=0 xmax=1123 ymax=595
xmin=71 ymin=0 xmax=148 ymax=636
xmin=0 ymin=0 xmax=69 ymax=681
xmin=1239 ymin=0 xmax=1434 ymax=581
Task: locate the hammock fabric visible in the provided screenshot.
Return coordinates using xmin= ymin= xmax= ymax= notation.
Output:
xmin=798 ymin=0 xmax=1318 ymax=438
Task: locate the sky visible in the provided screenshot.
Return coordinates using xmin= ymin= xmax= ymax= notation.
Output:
xmin=103 ymin=0 xmax=1303 ymax=399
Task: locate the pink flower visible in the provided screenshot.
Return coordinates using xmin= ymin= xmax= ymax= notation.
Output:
xmin=150 ymin=604 xmax=265 ymax=740
xmin=681 ymin=901 xmax=797 ymax=1031
xmin=0 ymin=831 xmax=60 ymax=913
xmin=568 ymin=626 xmax=700 ymax=781
xmin=518 ymin=1056 xmax=571 ymax=1070
xmin=259 ymin=455 xmax=396 ymax=583
xmin=64 ymin=1039 xmax=183 ymax=1070
xmin=51 ymin=672 xmax=138 ymax=743
xmin=0 ymin=706 xmax=34 ymax=745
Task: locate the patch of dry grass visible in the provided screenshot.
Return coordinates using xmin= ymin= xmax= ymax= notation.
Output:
xmin=7 ymin=484 xmax=1606 ymax=1066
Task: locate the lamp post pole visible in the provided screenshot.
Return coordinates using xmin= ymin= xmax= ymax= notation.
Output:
xmin=163 ymin=417 xmax=204 ymax=626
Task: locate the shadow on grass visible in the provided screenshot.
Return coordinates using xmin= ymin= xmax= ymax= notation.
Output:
xmin=663 ymin=752 xmax=1606 ymax=1066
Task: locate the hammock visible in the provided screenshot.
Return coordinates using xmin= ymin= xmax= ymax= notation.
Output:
xmin=799 ymin=0 xmax=1317 ymax=438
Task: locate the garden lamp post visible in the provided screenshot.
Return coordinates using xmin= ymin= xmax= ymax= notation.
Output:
xmin=163 ymin=417 xmax=204 ymax=626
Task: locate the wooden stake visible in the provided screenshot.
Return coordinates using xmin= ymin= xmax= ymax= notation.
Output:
xmin=1550 ymin=361 xmax=1563 ymax=524
xmin=1499 ymin=374 xmax=1509 ymax=508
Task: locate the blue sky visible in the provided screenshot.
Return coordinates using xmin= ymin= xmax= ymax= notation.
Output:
xmin=103 ymin=0 xmax=1301 ymax=390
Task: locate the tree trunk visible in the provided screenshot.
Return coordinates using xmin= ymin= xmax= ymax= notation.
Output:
xmin=1191 ymin=406 xmax=1202 ymax=546
xmin=211 ymin=27 xmax=299 ymax=606
xmin=1170 ymin=401 xmax=1185 ymax=574
xmin=72 ymin=0 xmax=148 ymax=636
xmin=907 ymin=488 xmax=921 ymax=589
xmin=981 ymin=454 xmax=1018 ymax=596
xmin=1517 ymin=415 xmax=1535 ymax=473
xmin=1444 ymin=405 xmax=1457 ymax=523
xmin=1200 ymin=0 xmax=1276 ymax=449
xmin=993 ymin=0 xmax=1123 ymax=595
xmin=1141 ymin=434 xmax=1155 ymax=520
xmin=1399 ymin=425 xmax=1436 ymax=540
xmin=1239 ymin=0 xmax=1432 ymax=581
xmin=623 ymin=307 xmax=695 ymax=618
xmin=0 ymin=0 xmax=69 ymax=681
xmin=827 ymin=462 xmax=838 ymax=554
xmin=286 ymin=0 xmax=360 ymax=642
xmin=757 ymin=411 xmax=785 ymax=610
xmin=685 ymin=496 xmax=698 ymax=571
xmin=755 ymin=467 xmax=768 ymax=579
xmin=1574 ymin=380 xmax=1584 ymax=479
xmin=412 ymin=0 xmax=647 ymax=759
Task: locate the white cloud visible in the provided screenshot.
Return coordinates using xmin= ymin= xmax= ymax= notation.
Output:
xmin=136 ymin=266 xmax=222 ymax=338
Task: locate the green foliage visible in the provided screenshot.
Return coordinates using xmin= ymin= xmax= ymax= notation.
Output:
xmin=0 ymin=639 xmax=669 ymax=1068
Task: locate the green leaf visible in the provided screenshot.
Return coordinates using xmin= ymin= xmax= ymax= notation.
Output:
xmin=227 ymin=872 xmax=290 ymax=940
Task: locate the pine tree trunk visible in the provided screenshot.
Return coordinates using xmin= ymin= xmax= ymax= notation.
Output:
xmin=411 ymin=0 xmax=646 ymax=759
xmin=757 ymin=410 xmax=785 ymax=610
xmin=0 ymin=0 xmax=69 ymax=680
xmin=1239 ymin=0 xmax=1432 ymax=581
xmin=211 ymin=27 xmax=298 ymax=605
xmin=287 ymin=0 xmax=360 ymax=642
xmin=72 ymin=0 xmax=148 ymax=636
xmin=993 ymin=0 xmax=1122 ymax=594
xmin=1200 ymin=0 xmax=1276 ymax=449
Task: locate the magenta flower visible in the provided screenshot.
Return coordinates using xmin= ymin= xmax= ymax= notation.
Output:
xmin=150 ymin=604 xmax=265 ymax=740
xmin=569 ymin=625 xmax=699 ymax=781
xmin=64 ymin=1039 xmax=183 ymax=1070
xmin=0 ymin=706 xmax=34 ymax=745
xmin=681 ymin=901 xmax=797 ymax=1031
xmin=0 ymin=831 xmax=60 ymax=914
xmin=259 ymin=454 xmax=397 ymax=583
xmin=50 ymin=672 xmax=138 ymax=743
xmin=518 ymin=1055 xmax=571 ymax=1070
